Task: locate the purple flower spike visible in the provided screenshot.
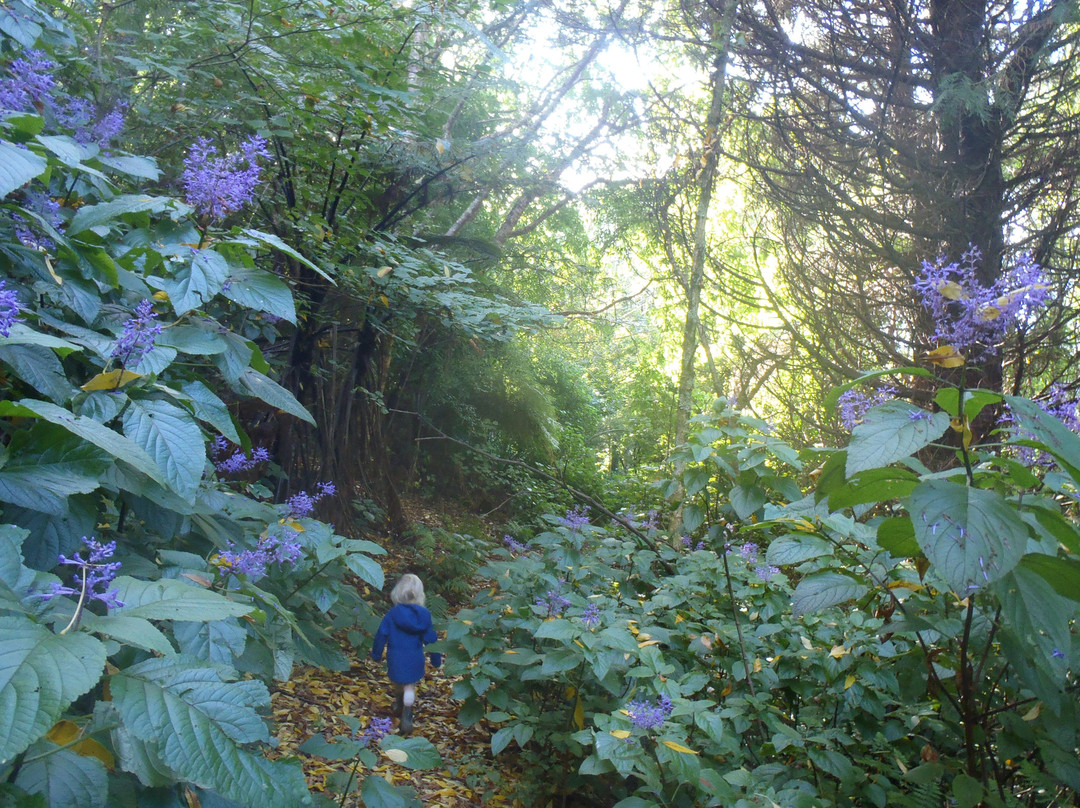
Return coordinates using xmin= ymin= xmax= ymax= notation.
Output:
xmin=837 ymin=387 xmax=897 ymax=431
xmin=503 ymin=535 xmax=530 ymax=554
xmin=40 ymin=537 xmax=124 ymax=608
xmin=359 ymin=716 xmax=393 ymax=746
xmin=755 ymin=564 xmax=780 ymax=583
xmin=581 ymin=603 xmax=601 ymax=629
xmin=182 ymin=134 xmax=271 ymax=221
xmin=739 ymin=542 xmax=759 ymax=563
xmin=0 ymin=281 xmax=23 ymax=337
xmin=0 ymin=49 xmax=56 ymax=113
xmin=557 ymin=506 xmax=590 ymax=531
xmin=112 ymin=299 xmax=162 ymax=367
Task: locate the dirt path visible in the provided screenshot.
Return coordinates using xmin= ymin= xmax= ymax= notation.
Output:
xmin=272 ymin=647 xmax=520 ymax=807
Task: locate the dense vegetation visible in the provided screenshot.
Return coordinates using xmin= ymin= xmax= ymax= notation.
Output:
xmin=2 ymin=1 xmax=1078 ymax=807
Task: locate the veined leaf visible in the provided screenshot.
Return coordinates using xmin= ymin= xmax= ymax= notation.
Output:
xmin=910 ymin=480 xmax=1027 ymax=594
xmin=240 ymin=228 xmax=334 ymax=283
xmin=792 ymin=572 xmax=867 ymax=616
xmin=0 ymin=615 xmax=107 ymax=761
xmin=221 ymin=265 xmax=297 ymax=324
xmin=111 ymin=656 xmax=309 ymax=808
xmin=148 ymin=248 xmax=228 ymax=316
xmin=0 ymin=138 xmax=47 ymax=198
xmin=379 ymin=735 xmax=442 ymax=770
xmin=111 ymin=577 xmax=253 ymax=621
xmin=0 ymin=399 xmax=163 ymax=485
xmin=68 ymin=195 xmax=182 ymax=235
xmin=13 ymin=740 xmax=108 ymax=808
xmin=846 ymin=402 xmax=950 ymax=477
xmin=237 ymin=369 xmax=315 ymax=425
xmin=121 ymin=399 xmax=204 ymax=499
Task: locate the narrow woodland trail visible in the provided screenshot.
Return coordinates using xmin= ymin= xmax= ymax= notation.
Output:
xmin=271 ymin=508 xmax=519 ymax=807
xmin=272 ymin=650 xmax=517 ymax=806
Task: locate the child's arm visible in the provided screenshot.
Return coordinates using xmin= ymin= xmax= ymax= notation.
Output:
xmin=424 ymin=624 xmax=442 ymax=668
xmin=370 ymin=615 xmax=390 ymax=662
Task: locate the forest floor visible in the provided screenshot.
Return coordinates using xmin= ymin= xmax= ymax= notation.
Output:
xmin=270 ymin=499 xmax=524 ymax=808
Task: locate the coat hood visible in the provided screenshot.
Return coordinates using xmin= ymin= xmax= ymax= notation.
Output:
xmin=389 ymin=603 xmax=433 ymax=635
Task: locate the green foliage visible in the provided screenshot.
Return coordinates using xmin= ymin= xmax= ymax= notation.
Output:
xmin=0 ymin=12 xmax=407 ymax=806
xmin=448 ymin=384 xmax=1080 ymax=807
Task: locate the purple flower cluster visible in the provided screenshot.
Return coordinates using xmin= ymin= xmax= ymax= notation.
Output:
xmin=913 ymin=248 xmax=1050 ymax=359
xmin=739 ymin=542 xmax=759 ymax=563
xmin=40 ymin=538 xmax=124 ymax=609
xmin=536 ymin=581 xmax=571 ymax=617
xmin=581 ymin=603 xmax=601 ymax=629
xmin=211 ymin=436 xmax=271 ymax=474
xmin=12 ymin=190 xmax=64 ymax=251
xmin=182 ymin=135 xmax=271 ymax=221
xmin=503 ymin=535 xmax=531 ymax=554
xmin=626 ymin=694 xmax=673 ymax=732
xmin=557 ymin=506 xmax=590 ymax=531
xmin=0 ymin=49 xmax=125 ymax=149
xmin=112 ymin=299 xmax=163 ymax=366
xmin=284 ymin=482 xmax=336 ymax=519
xmin=680 ymin=535 xmax=704 ymax=551
xmin=0 ymin=280 xmax=23 ymax=337
xmin=837 ymin=387 xmax=897 ymax=431
xmin=62 ymin=97 xmax=127 ymax=149
xmin=357 ymin=716 xmax=393 ymax=746
xmin=755 ymin=564 xmax=780 ymax=583
xmin=0 ymin=49 xmax=55 ymax=111
xmin=214 ymin=527 xmax=303 ymax=581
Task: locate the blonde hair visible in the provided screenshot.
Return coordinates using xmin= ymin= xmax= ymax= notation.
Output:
xmin=390 ymin=573 xmax=426 ymax=606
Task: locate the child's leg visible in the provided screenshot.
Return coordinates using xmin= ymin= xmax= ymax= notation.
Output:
xmin=400 ymin=682 xmax=418 ymax=735
xmin=391 ymin=683 xmax=404 ymax=716
xmin=402 ymin=683 xmax=415 ymax=707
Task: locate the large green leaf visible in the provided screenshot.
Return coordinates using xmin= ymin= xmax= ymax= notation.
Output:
xmin=121 ymin=399 xmax=204 ymax=499
xmin=729 ymin=484 xmax=766 ymax=520
xmin=846 ymin=402 xmax=950 ymax=477
xmin=81 ymin=613 xmax=176 ymax=656
xmin=34 ymin=135 xmax=108 ymax=180
xmin=345 ymin=552 xmax=384 ymax=590
xmin=0 ymin=615 xmax=107 ymax=761
xmin=909 ymin=480 xmax=1027 ymax=594
xmin=1019 ymin=553 xmax=1080 ymax=604
xmin=828 ymin=467 xmax=919 ymax=510
xmin=0 ymin=139 xmax=47 ymax=198
xmin=791 ymin=572 xmax=867 ymax=616
xmin=765 ymin=534 xmax=832 ymax=566
xmin=379 ymin=735 xmax=442 ymax=770
xmin=0 ymin=345 xmax=75 ymax=404
xmin=0 ymin=426 xmax=110 ymax=517
xmin=0 ymin=399 xmax=164 ymax=484
xmin=0 ymin=324 xmax=82 ymax=354
xmin=97 ymin=154 xmax=160 ymax=180
xmin=110 ymin=656 xmax=310 ymax=808
xmin=360 ymin=774 xmax=421 ymax=808
xmin=146 ymin=249 xmax=228 ymax=316
xmin=67 ymin=195 xmax=182 ymax=235
xmin=173 ymin=618 xmax=247 ymax=665
xmin=236 ymin=369 xmax=316 ymax=425
xmin=240 ymin=228 xmax=334 ymax=283
xmin=1004 ymin=394 xmax=1080 ymax=483
xmin=14 ymin=740 xmax=108 ymax=808
xmin=180 ymin=381 xmax=241 ymax=444
xmin=111 ymin=577 xmax=253 ymax=621
xmin=221 ymin=265 xmax=297 ymax=324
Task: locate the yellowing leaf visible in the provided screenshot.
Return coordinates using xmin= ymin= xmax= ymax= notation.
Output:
xmin=377 ymin=265 xmax=394 ymax=277
xmin=573 ymin=697 xmax=584 ymax=731
xmin=675 ymin=614 xmax=684 ymax=623
xmin=720 ymin=683 xmax=732 ymax=697
xmin=153 ymin=290 xmax=170 ymax=301
xmin=661 ymin=740 xmax=699 ymax=755
xmin=978 ymin=304 xmax=1002 ymax=322
xmin=1022 ymin=703 xmax=1041 ymax=722
xmin=844 ymin=675 xmax=857 ymax=690
xmin=753 ymin=658 xmax=762 ymax=672
xmin=936 ymin=280 xmax=965 ymax=300
xmin=829 ymin=645 xmax=849 ymax=659
xmin=81 ymin=369 xmax=142 ymax=391
xmin=800 ymin=636 xmax=814 ymax=651
xmin=47 ymin=720 xmax=81 ymax=745
xmin=504 ymin=649 xmax=518 ymax=654
xmin=384 ymin=748 xmax=409 ymax=763
xmin=925 ymin=345 xmax=966 ymax=367
xmin=610 ymin=730 xmax=631 ymax=740
xmin=638 ymin=639 xmax=661 ymax=648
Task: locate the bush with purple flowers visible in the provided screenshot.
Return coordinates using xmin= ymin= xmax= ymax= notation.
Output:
xmin=0 ymin=280 xmax=23 ymax=336
xmin=182 ymin=135 xmax=271 ymax=221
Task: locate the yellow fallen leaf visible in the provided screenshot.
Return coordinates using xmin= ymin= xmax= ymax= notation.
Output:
xmin=661 ymin=740 xmax=699 ymax=755
xmin=844 ymin=675 xmax=857 ymax=690
xmin=675 ymin=614 xmax=684 ymax=623
xmin=384 ymin=748 xmax=408 ymax=763
xmin=924 ymin=345 xmax=965 ymax=367
xmin=377 ymin=266 xmax=394 ymax=277
xmin=610 ymin=730 xmax=631 ymax=740
xmin=638 ymin=639 xmax=661 ymax=648
xmin=829 ymin=645 xmax=849 ymax=659
xmin=81 ymin=369 xmax=142 ymax=391
xmin=936 ymin=280 xmax=965 ymax=300
xmin=800 ymin=636 xmax=814 ymax=651
xmin=720 ymin=683 xmax=732 ymax=697
xmin=753 ymin=658 xmax=762 ymax=673
xmin=573 ymin=697 xmax=584 ymax=731
xmin=153 ymin=290 xmax=169 ymax=301
xmin=47 ymin=720 xmax=81 ymax=744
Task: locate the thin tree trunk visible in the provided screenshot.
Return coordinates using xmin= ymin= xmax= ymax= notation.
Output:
xmin=669 ymin=0 xmax=738 ymax=532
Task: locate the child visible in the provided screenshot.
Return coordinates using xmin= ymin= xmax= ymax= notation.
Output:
xmin=370 ymin=574 xmax=442 ymax=735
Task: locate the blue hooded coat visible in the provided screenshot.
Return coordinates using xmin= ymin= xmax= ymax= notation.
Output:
xmin=371 ymin=603 xmax=442 ymax=684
